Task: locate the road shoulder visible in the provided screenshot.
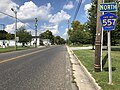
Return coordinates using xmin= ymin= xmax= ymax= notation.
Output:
xmin=66 ymin=46 xmax=102 ymax=90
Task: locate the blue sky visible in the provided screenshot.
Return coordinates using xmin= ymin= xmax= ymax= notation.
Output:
xmin=0 ymin=0 xmax=92 ymax=39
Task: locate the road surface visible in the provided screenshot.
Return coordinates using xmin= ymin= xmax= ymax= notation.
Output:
xmin=0 ymin=45 xmax=73 ymax=90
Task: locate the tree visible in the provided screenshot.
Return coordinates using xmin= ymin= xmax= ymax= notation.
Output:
xmin=87 ymin=1 xmax=97 ymax=49
xmin=72 ymin=20 xmax=80 ymax=31
xmin=69 ymin=29 xmax=90 ymax=44
xmin=6 ymin=33 xmax=14 ymax=40
xmin=54 ymin=36 xmax=65 ymax=45
xmin=0 ymin=30 xmax=14 ymax=40
xmin=68 ymin=20 xmax=91 ymax=45
xmin=16 ymin=26 xmax=32 ymax=46
xmin=112 ymin=3 xmax=120 ymax=45
xmin=40 ymin=30 xmax=54 ymax=44
xmin=6 ymin=33 xmax=14 ymax=46
xmin=0 ymin=30 xmax=8 ymax=40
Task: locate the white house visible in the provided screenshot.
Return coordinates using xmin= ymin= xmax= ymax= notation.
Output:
xmin=0 ymin=36 xmax=51 ymax=48
xmin=28 ymin=36 xmax=51 ymax=46
xmin=0 ymin=40 xmax=22 ymax=48
xmin=28 ymin=36 xmax=40 ymax=46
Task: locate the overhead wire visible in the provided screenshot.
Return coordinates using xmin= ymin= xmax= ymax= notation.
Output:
xmin=0 ymin=11 xmax=34 ymax=30
xmin=0 ymin=11 xmax=14 ymax=18
xmin=73 ymin=0 xmax=82 ymax=21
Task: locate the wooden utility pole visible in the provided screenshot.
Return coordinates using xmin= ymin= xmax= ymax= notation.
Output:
xmin=100 ymin=0 xmax=105 ymax=71
xmin=67 ymin=20 xmax=70 ymax=41
xmin=35 ymin=18 xmax=38 ymax=48
xmin=94 ymin=0 xmax=102 ymax=72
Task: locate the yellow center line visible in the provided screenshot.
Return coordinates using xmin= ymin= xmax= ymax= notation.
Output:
xmin=0 ymin=48 xmax=50 ymax=64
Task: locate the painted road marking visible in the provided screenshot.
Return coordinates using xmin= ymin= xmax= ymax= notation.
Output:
xmin=0 ymin=47 xmax=51 ymax=64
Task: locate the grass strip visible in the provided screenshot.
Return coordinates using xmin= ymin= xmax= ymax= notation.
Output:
xmin=74 ymin=48 xmax=120 ymax=90
xmin=0 ymin=46 xmax=34 ymax=53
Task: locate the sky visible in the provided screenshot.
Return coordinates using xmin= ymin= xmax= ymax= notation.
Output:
xmin=0 ymin=0 xmax=92 ymax=39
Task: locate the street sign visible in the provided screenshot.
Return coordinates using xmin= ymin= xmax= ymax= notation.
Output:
xmin=100 ymin=12 xmax=117 ymax=31
xmin=100 ymin=3 xmax=117 ymax=12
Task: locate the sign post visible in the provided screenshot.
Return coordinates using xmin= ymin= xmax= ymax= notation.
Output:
xmin=108 ymin=30 xmax=112 ymax=84
xmin=100 ymin=5 xmax=117 ymax=84
xmin=100 ymin=3 xmax=117 ymax=72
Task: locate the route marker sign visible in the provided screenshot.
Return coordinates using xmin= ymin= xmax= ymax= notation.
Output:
xmin=100 ymin=3 xmax=118 ymax=84
xmin=100 ymin=12 xmax=117 ymax=31
xmin=100 ymin=3 xmax=117 ymax=12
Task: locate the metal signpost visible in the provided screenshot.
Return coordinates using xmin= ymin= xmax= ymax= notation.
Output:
xmin=100 ymin=3 xmax=117 ymax=84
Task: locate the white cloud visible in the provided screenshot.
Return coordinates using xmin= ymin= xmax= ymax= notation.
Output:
xmin=40 ymin=24 xmax=59 ymax=35
xmin=49 ymin=10 xmax=71 ymax=24
xmin=63 ymin=1 xmax=74 ymax=10
xmin=63 ymin=28 xmax=68 ymax=36
xmin=1 ymin=0 xmax=71 ymax=36
xmin=84 ymin=3 xmax=92 ymax=16
xmin=27 ymin=29 xmax=35 ymax=36
xmin=5 ymin=22 xmax=26 ymax=34
xmin=0 ymin=0 xmax=19 ymax=18
xmin=17 ymin=1 xmax=52 ymax=21
xmin=0 ymin=1 xmax=52 ymax=21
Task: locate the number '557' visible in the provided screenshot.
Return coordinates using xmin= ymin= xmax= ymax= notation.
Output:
xmin=103 ymin=19 xmax=116 ymax=26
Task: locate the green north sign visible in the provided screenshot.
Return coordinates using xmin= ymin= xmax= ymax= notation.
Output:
xmin=100 ymin=3 xmax=117 ymax=12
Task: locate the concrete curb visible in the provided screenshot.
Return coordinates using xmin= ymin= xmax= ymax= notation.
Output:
xmin=66 ymin=45 xmax=102 ymax=90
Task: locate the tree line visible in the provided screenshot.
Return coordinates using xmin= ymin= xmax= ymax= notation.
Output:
xmin=0 ymin=26 xmax=65 ymax=46
xmin=39 ymin=30 xmax=66 ymax=45
xmin=67 ymin=0 xmax=120 ymax=49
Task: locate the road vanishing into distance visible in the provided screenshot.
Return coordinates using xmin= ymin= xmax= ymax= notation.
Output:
xmin=0 ymin=45 xmax=73 ymax=90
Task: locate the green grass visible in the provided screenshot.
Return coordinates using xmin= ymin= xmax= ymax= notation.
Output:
xmin=74 ymin=47 xmax=120 ymax=90
xmin=68 ymin=44 xmax=91 ymax=47
xmin=0 ymin=46 xmax=34 ymax=53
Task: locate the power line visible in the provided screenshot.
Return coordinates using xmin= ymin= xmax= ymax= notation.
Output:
xmin=73 ymin=0 xmax=82 ymax=21
xmin=0 ymin=11 xmax=34 ymax=30
xmin=0 ymin=11 xmax=14 ymax=18
xmin=17 ymin=18 xmax=34 ymax=29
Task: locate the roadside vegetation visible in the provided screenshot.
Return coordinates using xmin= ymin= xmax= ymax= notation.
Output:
xmin=73 ymin=46 xmax=120 ymax=90
xmin=0 ymin=46 xmax=34 ymax=53
xmin=67 ymin=0 xmax=120 ymax=49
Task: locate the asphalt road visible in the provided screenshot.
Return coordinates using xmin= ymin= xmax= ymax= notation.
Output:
xmin=0 ymin=45 xmax=73 ymax=90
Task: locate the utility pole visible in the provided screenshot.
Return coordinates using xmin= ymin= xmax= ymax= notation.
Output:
xmin=35 ymin=18 xmax=38 ymax=48
xmin=100 ymin=0 xmax=105 ymax=71
xmin=11 ymin=8 xmax=17 ymax=50
xmin=67 ymin=20 xmax=70 ymax=43
xmin=94 ymin=0 xmax=102 ymax=72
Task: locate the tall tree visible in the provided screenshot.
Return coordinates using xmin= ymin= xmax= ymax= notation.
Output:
xmin=16 ymin=26 xmax=32 ymax=46
xmin=6 ymin=33 xmax=14 ymax=40
xmin=0 ymin=30 xmax=8 ymax=40
xmin=71 ymin=20 xmax=81 ymax=31
xmin=68 ymin=20 xmax=91 ymax=45
xmin=87 ymin=1 xmax=97 ymax=49
xmin=54 ymin=36 xmax=65 ymax=45
xmin=112 ymin=2 xmax=120 ymax=45
xmin=40 ymin=30 xmax=54 ymax=44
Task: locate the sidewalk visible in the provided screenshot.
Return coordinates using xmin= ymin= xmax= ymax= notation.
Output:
xmin=67 ymin=46 xmax=101 ymax=90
